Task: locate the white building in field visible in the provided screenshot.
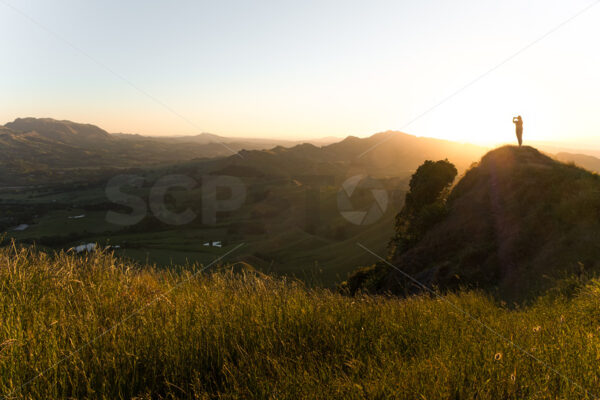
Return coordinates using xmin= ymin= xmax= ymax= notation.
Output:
xmin=72 ymin=243 xmax=96 ymax=253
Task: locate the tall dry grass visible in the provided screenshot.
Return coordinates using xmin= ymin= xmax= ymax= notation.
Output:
xmin=0 ymin=245 xmax=599 ymax=399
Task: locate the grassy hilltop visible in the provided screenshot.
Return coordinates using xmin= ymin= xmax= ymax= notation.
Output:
xmin=1 ymin=246 xmax=600 ymax=399
xmin=349 ymin=146 xmax=600 ymax=302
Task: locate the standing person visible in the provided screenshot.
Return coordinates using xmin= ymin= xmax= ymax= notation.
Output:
xmin=513 ymin=115 xmax=523 ymax=146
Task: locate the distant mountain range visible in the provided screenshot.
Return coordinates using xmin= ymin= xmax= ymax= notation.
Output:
xmin=0 ymin=118 xmax=337 ymax=185
xmin=5 ymin=118 xmax=112 ymax=144
xmin=116 ymin=131 xmax=338 ymax=147
xmin=0 ymin=117 xmax=488 ymax=185
xmin=196 ymin=131 xmax=487 ymax=182
xmin=112 ymin=131 xmax=338 ymax=150
xmin=554 ymin=152 xmax=600 ymax=174
xmin=2 ymin=117 xmax=600 ymax=186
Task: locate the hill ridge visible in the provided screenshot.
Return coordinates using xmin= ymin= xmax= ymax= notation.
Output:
xmin=5 ymin=117 xmax=112 ymax=142
xmin=350 ymin=145 xmax=600 ymax=301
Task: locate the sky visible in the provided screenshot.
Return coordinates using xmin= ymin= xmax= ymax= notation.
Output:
xmin=1 ymin=0 xmax=599 ymax=147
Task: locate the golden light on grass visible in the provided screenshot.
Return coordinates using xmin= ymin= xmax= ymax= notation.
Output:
xmin=0 ymin=244 xmax=599 ymax=398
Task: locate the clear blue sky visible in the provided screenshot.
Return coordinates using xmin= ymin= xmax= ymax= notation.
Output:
xmin=1 ymin=0 xmax=599 ymax=146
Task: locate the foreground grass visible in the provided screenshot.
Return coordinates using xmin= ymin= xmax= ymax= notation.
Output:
xmin=1 ymin=247 xmax=600 ymax=399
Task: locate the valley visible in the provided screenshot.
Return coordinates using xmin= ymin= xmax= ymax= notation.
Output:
xmin=4 ymin=118 xmax=600 ymax=288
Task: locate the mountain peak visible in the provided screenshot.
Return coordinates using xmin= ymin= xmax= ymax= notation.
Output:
xmin=350 ymin=145 xmax=600 ymax=301
xmin=5 ymin=117 xmax=111 ymax=142
xmin=479 ymin=145 xmax=554 ymax=168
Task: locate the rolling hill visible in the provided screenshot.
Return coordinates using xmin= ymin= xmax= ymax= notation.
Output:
xmin=0 ymin=117 xmax=490 ymax=185
xmin=5 ymin=117 xmax=112 ymax=143
xmin=0 ymin=118 xmax=339 ymax=185
xmin=555 ymin=151 xmax=600 ymax=173
xmin=200 ymin=130 xmax=487 ymax=179
xmin=0 ymin=124 xmax=490 ymax=285
xmin=348 ymin=146 xmax=600 ymax=301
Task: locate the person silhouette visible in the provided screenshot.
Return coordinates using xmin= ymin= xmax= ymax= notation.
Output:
xmin=513 ymin=115 xmax=523 ymax=146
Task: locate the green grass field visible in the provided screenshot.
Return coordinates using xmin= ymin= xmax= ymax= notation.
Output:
xmin=1 ymin=245 xmax=600 ymax=399
xmin=1 ymin=177 xmax=402 ymax=287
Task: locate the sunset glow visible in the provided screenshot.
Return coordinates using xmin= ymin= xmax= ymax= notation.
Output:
xmin=1 ymin=0 xmax=599 ymax=146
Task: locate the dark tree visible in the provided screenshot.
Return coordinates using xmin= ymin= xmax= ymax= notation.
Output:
xmin=390 ymin=159 xmax=457 ymax=256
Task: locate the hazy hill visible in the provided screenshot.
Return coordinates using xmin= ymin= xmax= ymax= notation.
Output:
xmin=0 ymin=118 xmax=327 ymax=185
xmin=325 ymin=131 xmax=485 ymax=173
xmin=555 ymin=152 xmax=600 ymax=173
xmin=169 ymin=132 xmax=339 ymax=147
xmin=115 ymin=131 xmax=338 ymax=151
xmin=0 ymin=119 xmax=209 ymax=185
xmin=0 ymin=118 xmax=489 ymax=186
xmin=205 ymin=131 xmax=487 ymax=179
xmin=352 ymin=146 xmax=600 ymax=301
xmin=5 ymin=117 xmax=112 ymax=144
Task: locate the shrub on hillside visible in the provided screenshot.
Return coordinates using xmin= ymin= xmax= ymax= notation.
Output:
xmin=389 ymin=159 xmax=457 ymax=256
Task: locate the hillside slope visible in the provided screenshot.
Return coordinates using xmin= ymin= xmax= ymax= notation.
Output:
xmin=5 ymin=117 xmax=112 ymax=143
xmin=555 ymin=151 xmax=600 ymax=173
xmin=358 ymin=146 xmax=600 ymax=301
xmin=3 ymin=246 xmax=600 ymax=398
xmin=204 ymin=131 xmax=487 ymax=179
xmin=0 ymin=119 xmax=488 ymax=186
xmin=0 ymin=118 xmax=232 ymax=184
xmin=0 ymin=118 xmax=335 ymax=185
